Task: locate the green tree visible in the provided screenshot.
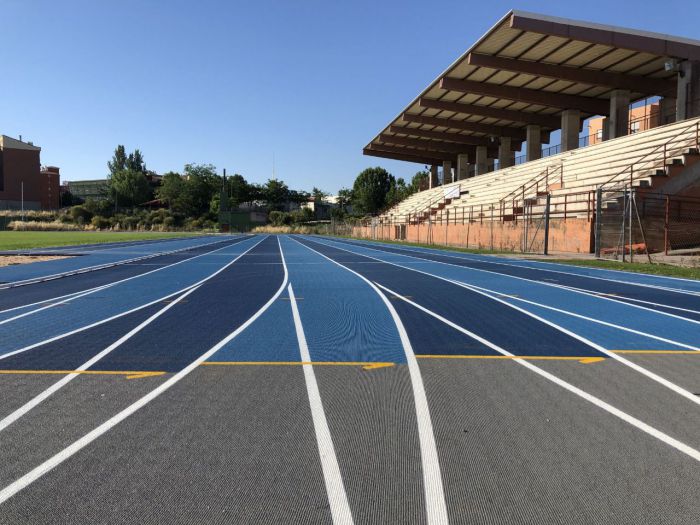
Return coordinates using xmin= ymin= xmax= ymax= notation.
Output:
xmin=157 ymin=171 xmax=184 ymax=210
xmin=351 ymin=167 xmax=395 ymax=215
xmin=386 ymin=177 xmax=409 ymax=207
xmin=227 ymin=174 xmax=250 ymax=208
xmin=126 ymin=149 xmax=145 ymax=173
xmin=110 ymin=168 xmax=151 ymax=207
xmin=311 ymin=187 xmax=328 ymax=204
xmin=263 ymin=178 xmax=290 ymax=210
xmin=410 ymin=170 xmax=429 ymax=193
xmin=108 ymin=145 xmax=127 ymax=177
xmin=182 ymin=163 xmax=221 ymax=217
xmin=336 ymin=188 xmax=353 ymax=212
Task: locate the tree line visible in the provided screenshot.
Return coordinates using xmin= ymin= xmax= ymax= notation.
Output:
xmin=60 ymin=146 xmax=430 ymax=230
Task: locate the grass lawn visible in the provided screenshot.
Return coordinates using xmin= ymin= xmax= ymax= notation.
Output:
xmin=328 ymin=236 xmax=700 ymax=280
xmin=326 ymin=235 xmax=518 ymax=255
xmin=0 ymin=231 xmax=203 ymax=251
xmin=539 ymin=258 xmax=700 ymax=280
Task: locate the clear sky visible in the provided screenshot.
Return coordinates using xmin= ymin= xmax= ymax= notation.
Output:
xmin=2 ymin=0 xmax=698 ymax=193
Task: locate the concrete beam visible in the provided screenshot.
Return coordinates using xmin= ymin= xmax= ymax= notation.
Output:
xmin=467 ymin=53 xmax=674 ymax=96
xmin=418 ymin=97 xmax=560 ymax=130
xmin=378 ymin=134 xmax=472 ymax=154
xmin=402 ymin=113 xmax=529 ymax=142
xmin=389 ymin=126 xmax=520 ymax=149
xmin=363 ymin=147 xmax=452 ymax=166
xmin=440 ymin=77 xmax=609 ymax=115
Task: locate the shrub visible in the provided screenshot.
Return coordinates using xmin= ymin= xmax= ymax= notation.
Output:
xmin=70 ymin=205 xmax=93 ymax=224
xmin=91 ymin=216 xmax=111 ymax=230
xmin=9 ymin=220 xmax=80 ymax=231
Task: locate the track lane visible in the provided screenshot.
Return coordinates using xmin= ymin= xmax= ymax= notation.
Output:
xmin=0 ymin=236 xmax=290 ymax=510
xmin=0 ymin=236 xmax=263 ymax=357
xmin=298 ymin=236 xmax=700 ymax=449
xmin=0 ymin=236 xmax=251 ymax=314
xmin=333 ymin=238 xmax=700 ymax=321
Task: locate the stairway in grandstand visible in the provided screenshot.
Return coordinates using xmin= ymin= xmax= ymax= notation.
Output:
xmin=380 ymin=116 xmax=700 ymax=225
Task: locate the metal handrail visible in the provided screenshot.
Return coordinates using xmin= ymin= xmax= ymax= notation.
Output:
xmin=599 ymin=119 xmax=700 ymax=191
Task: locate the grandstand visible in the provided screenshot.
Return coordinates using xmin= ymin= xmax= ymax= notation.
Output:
xmin=359 ymin=11 xmax=700 ymax=255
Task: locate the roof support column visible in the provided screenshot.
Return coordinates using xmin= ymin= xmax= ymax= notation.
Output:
xmin=609 ymin=89 xmax=630 ymax=139
xmin=677 ymin=60 xmax=700 ymax=121
xmin=561 ymin=109 xmax=581 ymax=152
xmin=457 ymin=154 xmax=469 ymax=180
xmin=526 ymin=125 xmax=542 ymax=161
xmin=498 ymin=137 xmax=514 ymax=169
xmin=660 ymin=96 xmax=677 ymax=125
xmin=442 ymin=161 xmax=453 ymax=184
xmin=429 ymin=165 xmax=439 ymax=189
xmin=475 ymin=146 xmax=488 ymax=176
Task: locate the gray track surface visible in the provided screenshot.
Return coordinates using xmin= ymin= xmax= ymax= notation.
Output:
xmin=0 ymin=234 xmax=698 ymax=524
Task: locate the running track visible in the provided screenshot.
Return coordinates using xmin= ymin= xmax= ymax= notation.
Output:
xmin=0 ymin=234 xmax=698 ymax=523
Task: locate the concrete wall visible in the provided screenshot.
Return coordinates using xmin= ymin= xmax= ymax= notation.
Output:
xmin=351 ymin=218 xmax=593 ymax=253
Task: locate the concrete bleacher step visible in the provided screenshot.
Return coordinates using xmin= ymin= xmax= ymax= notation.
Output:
xmin=377 ymin=116 xmax=700 ymax=225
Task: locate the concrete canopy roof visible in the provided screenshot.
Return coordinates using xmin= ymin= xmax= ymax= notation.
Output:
xmin=364 ymin=10 xmax=700 ymax=165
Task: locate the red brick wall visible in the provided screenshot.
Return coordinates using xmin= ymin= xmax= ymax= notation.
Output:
xmin=351 ymin=218 xmax=593 ymax=253
xmin=0 ymin=148 xmax=59 ymax=209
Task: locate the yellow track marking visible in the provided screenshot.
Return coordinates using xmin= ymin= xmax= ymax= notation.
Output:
xmin=416 ymin=355 xmax=606 ymax=364
xmin=0 ymin=370 xmax=166 ymax=380
xmin=201 ymin=361 xmax=394 ymax=370
xmin=611 ymin=350 xmax=700 ymax=355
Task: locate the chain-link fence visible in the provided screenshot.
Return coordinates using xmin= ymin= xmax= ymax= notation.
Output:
xmin=595 ymin=188 xmax=700 ymax=260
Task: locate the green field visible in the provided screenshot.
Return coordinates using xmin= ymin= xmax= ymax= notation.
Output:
xmin=0 ymin=231 xmax=203 ymax=251
xmin=540 ymin=259 xmax=700 ymax=280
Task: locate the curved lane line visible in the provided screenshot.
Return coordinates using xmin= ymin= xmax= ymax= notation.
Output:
xmin=0 ymin=285 xmax=200 ymax=432
xmin=290 ymin=236 xmax=449 ymax=525
xmin=374 ymin=281 xmax=700 ymax=463
xmin=0 ymin=236 xmax=265 ymax=361
xmin=0 ymin=236 xmax=287 ymax=506
xmin=308 ymin=236 xmax=700 ymax=407
xmin=0 ymin=236 xmax=251 ymax=319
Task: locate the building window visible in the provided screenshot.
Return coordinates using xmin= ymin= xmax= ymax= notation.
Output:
xmin=596 ymin=129 xmax=603 ymax=141
xmin=630 ymin=120 xmax=641 ymax=134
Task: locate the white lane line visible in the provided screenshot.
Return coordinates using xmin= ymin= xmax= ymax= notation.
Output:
xmin=458 ymin=282 xmax=700 ymax=352
xmin=0 ymin=236 xmax=252 ymax=320
xmin=0 ymin=237 xmax=288 ymax=506
xmin=450 ymin=279 xmax=700 ymax=407
xmin=291 ymin=236 xmax=449 ymax=525
xmin=0 ymin=236 xmax=267 ymax=362
xmin=0 ymin=285 xmax=200 ymax=433
xmin=374 ymin=281 xmax=700 ymax=463
xmin=0 ymin=235 xmax=233 ymax=290
xmin=320 ymin=237 xmax=700 ymax=326
xmin=288 ymin=283 xmax=354 ymax=525
xmin=308 ymin=237 xmax=700 ymax=407
xmin=340 ymin=238 xmax=700 ymax=296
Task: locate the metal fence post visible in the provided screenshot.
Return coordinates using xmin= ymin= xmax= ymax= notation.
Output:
xmin=595 ymin=187 xmax=602 ymax=258
xmin=664 ymin=195 xmax=670 ymax=255
xmin=543 ymin=194 xmax=551 ymax=256
xmin=629 ymin=188 xmax=634 ymax=263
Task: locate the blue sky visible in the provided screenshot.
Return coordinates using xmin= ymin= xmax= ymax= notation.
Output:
xmin=2 ymin=0 xmax=698 ymax=193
